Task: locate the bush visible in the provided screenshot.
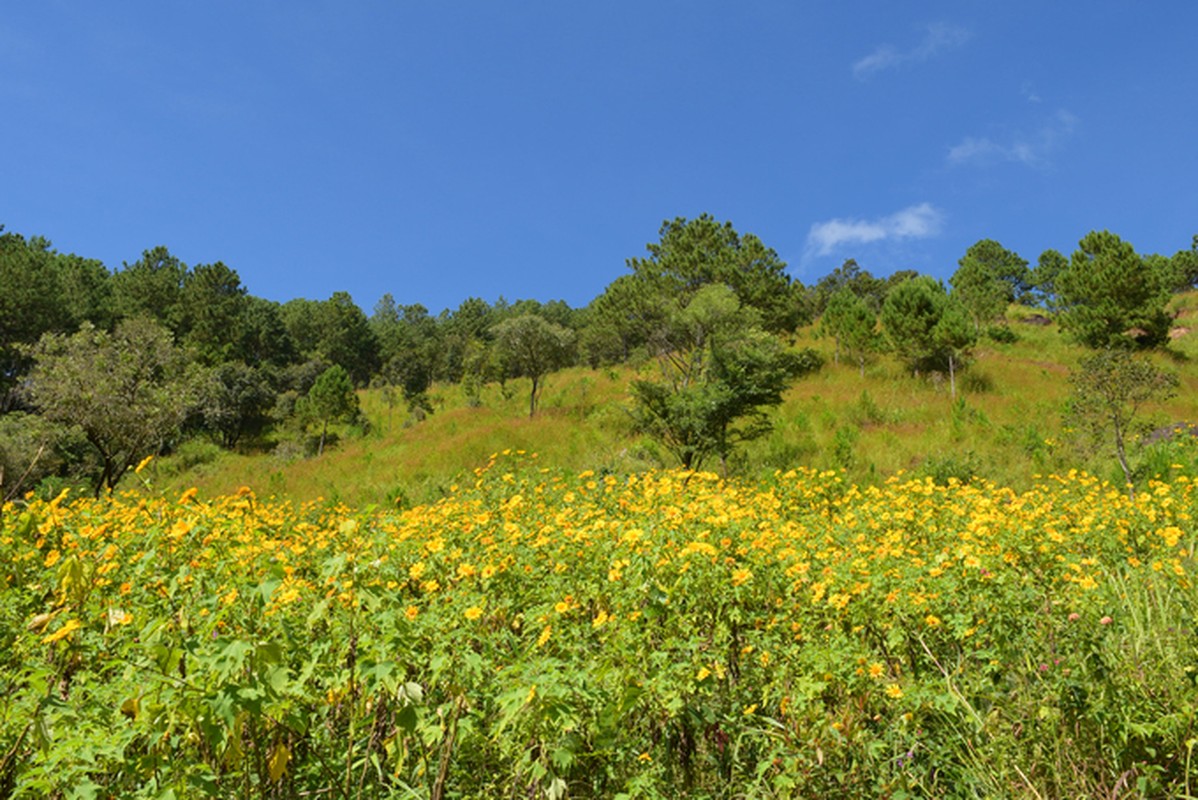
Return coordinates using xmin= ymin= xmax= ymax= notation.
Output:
xmin=986 ymin=325 xmax=1019 ymax=343
xmin=165 ymin=438 xmax=224 ymax=473
xmin=920 ymin=450 xmax=982 ymax=485
xmin=0 ymin=413 xmax=82 ymax=500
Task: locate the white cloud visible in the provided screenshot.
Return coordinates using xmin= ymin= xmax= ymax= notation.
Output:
xmin=853 ymin=23 xmax=970 ymax=79
xmin=947 ymin=109 xmax=1078 ymax=168
xmin=805 ymin=203 xmax=944 ymax=257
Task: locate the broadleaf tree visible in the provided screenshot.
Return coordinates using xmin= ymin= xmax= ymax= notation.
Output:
xmin=27 ymin=318 xmax=198 ymax=495
xmin=1067 ymin=348 xmax=1178 ymax=496
xmin=490 ymin=314 xmax=575 ymax=418
xmin=631 ymin=285 xmax=821 ymax=472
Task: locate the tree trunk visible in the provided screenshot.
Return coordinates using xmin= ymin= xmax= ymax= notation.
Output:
xmin=319 ymin=419 xmax=328 ymax=456
xmin=948 ymin=354 xmax=957 ymax=400
xmin=1113 ymin=419 xmax=1134 ymax=498
xmin=529 ymin=376 xmax=539 ymax=418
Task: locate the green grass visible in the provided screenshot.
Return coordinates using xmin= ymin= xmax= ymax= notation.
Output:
xmin=150 ymin=298 xmax=1198 ymax=505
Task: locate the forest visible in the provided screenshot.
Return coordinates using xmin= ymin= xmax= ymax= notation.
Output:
xmin=2 ymin=215 xmax=1197 ymax=502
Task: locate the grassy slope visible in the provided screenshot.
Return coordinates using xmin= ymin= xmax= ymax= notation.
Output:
xmin=152 ymin=298 xmax=1198 ymax=506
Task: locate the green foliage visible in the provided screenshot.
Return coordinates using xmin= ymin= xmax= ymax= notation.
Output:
xmin=621 ymin=213 xmax=808 ymax=338
xmin=295 ymin=365 xmax=361 ymax=456
xmin=631 ymin=285 xmax=821 ymax=471
xmin=5 ymin=460 xmax=1198 ymax=797
xmin=581 ymin=274 xmax=661 ymax=367
xmin=1166 ymin=234 xmax=1198 ymax=292
xmin=822 ymin=287 xmax=880 ymax=375
xmin=1056 ymin=230 xmax=1171 ymax=348
xmin=985 ymin=324 xmax=1018 ymax=344
xmin=931 ymin=300 xmax=978 ymax=400
xmin=810 ymin=258 xmax=888 ymax=315
xmin=490 ymin=314 xmax=576 ymax=418
xmin=0 ymin=231 xmax=111 ymax=412
xmin=919 ymin=449 xmax=982 ymax=485
xmin=281 ymin=292 xmax=379 ymax=386
xmin=1067 ymin=348 xmax=1179 ymax=493
xmin=882 ymin=276 xmax=946 ymax=368
xmin=882 ymin=277 xmax=977 ymax=394
xmin=951 ymin=239 xmax=1029 ymax=331
xmin=1032 ymin=248 xmax=1068 ymax=310
xmin=371 ymin=296 xmax=439 ymax=414
xmin=177 ymin=261 xmax=251 ymax=365
xmin=0 ymin=413 xmax=86 ymax=502
xmin=26 ymin=318 xmax=200 ymax=495
xmin=111 ymin=246 xmax=187 ymax=333
xmin=831 ymin=425 xmax=858 ymax=469
xmin=196 ymin=361 xmax=279 ymax=449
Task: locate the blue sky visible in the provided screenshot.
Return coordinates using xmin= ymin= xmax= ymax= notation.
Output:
xmin=3 ymin=2 xmax=1196 ymax=315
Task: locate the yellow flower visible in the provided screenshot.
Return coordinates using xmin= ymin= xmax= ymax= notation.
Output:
xmin=924 ymin=614 xmax=942 ymax=627
xmin=637 ymin=752 xmax=652 ymax=763
xmin=696 ymin=666 xmax=711 ymax=682
xmin=537 ymin=625 xmax=552 ymax=647
xmin=731 ymin=568 xmax=753 ymax=587
xmin=886 ymin=684 xmax=904 ymax=699
xmin=592 ymin=610 xmax=609 ymax=628
xmin=134 ymin=455 xmax=154 ymax=474
xmin=43 ymin=618 xmax=82 ymax=644
xmin=44 ymin=549 xmax=61 ymax=568
xmin=868 ymin=662 xmax=885 ymax=679
xmin=464 ymin=606 xmax=483 ymax=621
xmin=274 ymin=586 xmax=301 ymax=605
xmin=405 ymin=605 xmax=419 ymax=621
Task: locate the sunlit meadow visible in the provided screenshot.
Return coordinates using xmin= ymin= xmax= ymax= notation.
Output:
xmin=3 ymin=450 xmax=1198 ymax=798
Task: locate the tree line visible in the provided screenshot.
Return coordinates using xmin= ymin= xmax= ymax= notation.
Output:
xmin=2 ymin=218 xmax=1195 ymax=498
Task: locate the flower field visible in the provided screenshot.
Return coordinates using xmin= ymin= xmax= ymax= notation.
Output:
xmin=2 ymin=454 xmax=1197 ymax=798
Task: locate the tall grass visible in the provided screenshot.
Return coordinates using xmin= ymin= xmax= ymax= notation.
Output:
xmin=149 ymin=300 xmax=1198 ymax=506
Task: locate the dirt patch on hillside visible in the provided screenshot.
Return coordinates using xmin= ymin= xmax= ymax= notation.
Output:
xmin=1019 ymin=314 xmax=1053 ymax=326
xmin=1169 ymin=326 xmax=1191 ymax=340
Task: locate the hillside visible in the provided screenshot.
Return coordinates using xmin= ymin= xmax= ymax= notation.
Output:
xmin=146 ymin=297 xmax=1198 ymax=507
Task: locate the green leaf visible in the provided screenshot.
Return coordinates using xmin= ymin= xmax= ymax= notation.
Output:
xmin=396 ymin=704 xmax=417 ymax=734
